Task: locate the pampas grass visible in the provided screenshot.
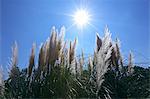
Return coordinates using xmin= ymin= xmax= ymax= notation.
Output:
xmin=9 ymin=42 xmax=20 ymax=78
xmin=3 ymin=25 xmax=139 ymax=99
xmin=38 ymin=44 xmax=46 ymax=75
xmin=28 ymin=43 xmax=36 ymax=77
xmin=96 ymin=26 xmax=113 ymax=96
xmin=68 ymin=38 xmax=77 ymax=74
xmin=11 ymin=41 xmax=18 ymax=67
xmin=128 ymin=51 xmax=134 ymax=75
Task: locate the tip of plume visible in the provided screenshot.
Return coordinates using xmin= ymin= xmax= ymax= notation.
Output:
xmin=96 ymin=33 xmax=102 ymax=52
xmin=51 ymin=26 xmax=56 ymax=34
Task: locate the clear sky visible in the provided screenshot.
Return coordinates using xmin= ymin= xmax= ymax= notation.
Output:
xmin=1 ymin=0 xmax=149 ymax=71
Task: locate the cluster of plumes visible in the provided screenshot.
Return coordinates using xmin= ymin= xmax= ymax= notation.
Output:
xmin=20 ymin=26 xmax=77 ymax=81
xmin=86 ymin=26 xmax=135 ymax=98
xmin=7 ymin=26 xmax=135 ymax=98
xmin=1 ymin=42 xmax=19 ymax=97
xmin=4 ymin=26 xmax=79 ymax=98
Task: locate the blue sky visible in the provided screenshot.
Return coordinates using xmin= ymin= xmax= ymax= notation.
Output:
xmin=1 ymin=0 xmax=149 ymax=70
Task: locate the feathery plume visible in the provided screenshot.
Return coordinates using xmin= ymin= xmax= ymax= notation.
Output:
xmin=96 ymin=26 xmax=112 ymax=94
xmin=115 ymin=39 xmax=124 ymax=72
xmin=68 ymin=38 xmax=77 ymax=65
xmin=37 ymin=44 xmax=46 ymax=78
xmin=28 ymin=43 xmax=36 ymax=77
xmin=112 ymin=39 xmax=120 ymax=72
xmin=38 ymin=44 xmax=46 ymax=71
xmin=55 ymin=26 xmax=65 ymax=64
xmin=68 ymin=38 xmax=77 ymax=74
xmin=128 ymin=51 xmax=134 ymax=74
xmin=45 ymin=27 xmax=58 ymax=74
xmin=12 ymin=41 xmax=18 ymax=67
xmin=45 ymin=38 xmax=50 ymax=66
xmin=9 ymin=42 xmax=20 ymax=78
xmin=49 ymin=26 xmax=57 ymax=64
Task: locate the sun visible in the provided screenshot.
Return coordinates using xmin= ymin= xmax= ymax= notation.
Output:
xmin=73 ymin=9 xmax=91 ymax=28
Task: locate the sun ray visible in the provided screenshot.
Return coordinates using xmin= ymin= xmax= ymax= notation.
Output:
xmin=66 ymin=23 xmax=76 ymax=32
xmin=87 ymin=22 xmax=99 ymax=32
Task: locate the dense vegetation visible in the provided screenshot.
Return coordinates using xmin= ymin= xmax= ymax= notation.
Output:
xmin=0 ymin=26 xmax=149 ymax=98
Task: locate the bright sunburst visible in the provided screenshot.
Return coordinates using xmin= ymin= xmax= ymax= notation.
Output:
xmin=73 ymin=9 xmax=91 ymax=28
